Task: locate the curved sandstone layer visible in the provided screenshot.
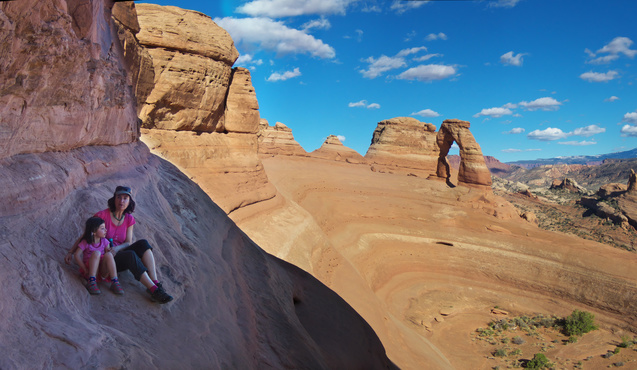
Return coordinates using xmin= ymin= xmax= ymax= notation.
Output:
xmin=235 ymin=155 xmax=637 ymax=370
xmin=365 ymin=117 xmax=439 ymax=177
xmin=310 ymin=135 xmax=366 ymax=164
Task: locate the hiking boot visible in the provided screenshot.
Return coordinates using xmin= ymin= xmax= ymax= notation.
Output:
xmin=110 ymin=280 xmax=124 ymax=295
xmin=87 ymin=280 xmax=101 ymax=295
xmin=149 ymin=286 xmax=173 ymax=304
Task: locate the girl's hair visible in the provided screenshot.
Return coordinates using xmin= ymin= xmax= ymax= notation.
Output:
xmin=82 ymin=217 xmax=105 ymax=244
xmin=107 ymin=194 xmax=136 ymax=214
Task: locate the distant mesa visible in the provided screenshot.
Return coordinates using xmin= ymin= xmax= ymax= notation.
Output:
xmin=310 ymin=135 xmax=366 ymax=164
xmin=257 ymin=119 xmax=308 ymax=157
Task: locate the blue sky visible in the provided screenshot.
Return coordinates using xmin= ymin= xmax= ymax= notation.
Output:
xmin=137 ymin=0 xmax=637 ymax=162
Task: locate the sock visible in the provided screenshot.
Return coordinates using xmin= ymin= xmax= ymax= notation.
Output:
xmin=150 ymin=285 xmax=158 ymax=293
xmin=89 ymin=276 xmax=96 ymax=282
xmin=111 ymin=277 xmax=119 ymax=283
xmin=153 ymin=280 xmax=160 ymax=285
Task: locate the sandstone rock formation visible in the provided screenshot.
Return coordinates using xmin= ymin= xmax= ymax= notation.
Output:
xmin=365 ymin=117 xmax=439 ymax=177
xmin=436 ymin=119 xmax=492 ymax=187
xmin=628 ymin=169 xmax=637 ymax=193
xmin=0 ymin=0 xmax=138 ymax=160
xmin=550 ymin=178 xmax=586 ymax=193
xmin=0 ymin=1 xmax=395 ymax=368
xmin=115 ymin=3 xmax=276 ymax=214
xmin=257 ymin=119 xmax=308 ymax=157
xmin=310 ymin=135 xmax=366 ymax=164
xmin=597 ymin=183 xmax=627 ymax=198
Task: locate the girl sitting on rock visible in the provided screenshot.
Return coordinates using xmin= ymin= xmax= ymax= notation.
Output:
xmin=74 ymin=216 xmax=123 ymax=295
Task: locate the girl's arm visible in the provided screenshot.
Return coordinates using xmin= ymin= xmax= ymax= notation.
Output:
xmin=111 ymin=225 xmax=134 ymax=255
xmin=65 ymin=236 xmax=82 ymax=265
xmin=74 ymin=249 xmax=87 ymax=273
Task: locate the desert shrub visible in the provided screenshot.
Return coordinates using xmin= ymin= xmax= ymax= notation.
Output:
xmin=568 ymin=336 xmax=578 ymax=344
xmin=618 ymin=335 xmax=634 ymax=348
xmin=510 ymin=348 xmax=522 ymax=356
xmin=613 ymin=362 xmax=625 ymax=367
xmin=493 ymin=348 xmax=508 ymax=357
xmin=525 ymin=353 xmax=552 ymax=369
xmin=563 ymin=310 xmax=597 ymax=337
xmin=613 ymin=347 xmax=621 ymax=354
xmin=512 ymin=336 xmax=526 ymax=345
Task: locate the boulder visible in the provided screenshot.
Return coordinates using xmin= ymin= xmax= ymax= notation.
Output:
xmin=310 ymin=135 xmax=366 ymax=164
xmin=364 ymin=117 xmax=438 ymax=177
xmin=257 ymin=120 xmax=308 ymax=157
xmin=436 ymin=119 xmax=492 ymax=187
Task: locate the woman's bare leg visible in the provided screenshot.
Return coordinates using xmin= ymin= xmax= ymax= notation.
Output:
xmin=142 ymin=249 xmax=158 ymax=281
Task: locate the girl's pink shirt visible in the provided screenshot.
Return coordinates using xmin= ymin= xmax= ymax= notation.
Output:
xmin=78 ymin=238 xmax=110 ymax=265
xmin=94 ymin=209 xmax=136 ymax=247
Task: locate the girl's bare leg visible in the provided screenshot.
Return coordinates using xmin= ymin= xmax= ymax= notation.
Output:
xmin=88 ymin=251 xmax=101 ymax=277
xmin=100 ymin=252 xmax=118 ymax=280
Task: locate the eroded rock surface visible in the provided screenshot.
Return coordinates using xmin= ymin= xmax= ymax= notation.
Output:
xmin=0 ymin=0 xmax=138 ymax=160
xmin=257 ymin=120 xmax=308 ymax=157
xmin=436 ymin=119 xmax=492 ymax=188
xmin=365 ymin=117 xmax=438 ymax=177
xmin=310 ymin=135 xmax=366 ymax=164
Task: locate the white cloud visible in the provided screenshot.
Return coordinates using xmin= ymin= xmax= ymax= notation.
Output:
xmin=573 ymin=124 xmax=605 ymax=137
xmin=489 ymin=0 xmax=522 ymax=8
xmin=337 ymin=135 xmax=346 ymax=142
xmin=426 ymin=32 xmax=447 ymax=41
xmin=391 ymin=0 xmax=427 ymax=14
xmin=622 ymin=111 xmax=637 ymax=124
xmin=597 ymin=37 xmax=637 ymax=58
xmin=620 ymin=124 xmax=637 ymax=137
xmin=411 ymin=109 xmax=440 ymax=117
xmin=397 ymin=46 xmax=427 ymax=57
xmin=527 ymin=127 xmax=570 ymax=141
xmin=267 ymin=67 xmax=301 ymax=81
xmin=605 ymin=96 xmax=620 ymax=102
xmin=360 ymin=55 xmax=407 ymax=79
xmin=506 ymin=127 xmax=525 ymax=134
xmin=474 ymin=107 xmax=513 ymax=118
xmin=302 ymin=17 xmax=331 ymax=31
xmin=348 ymin=100 xmax=380 ymax=109
xmin=237 ymin=0 xmax=354 ymax=17
xmin=587 ymin=55 xmax=619 ymax=64
xmin=236 ymin=54 xmax=264 ymax=67
xmin=397 ymin=64 xmax=457 ymax=82
xmin=413 ymin=53 xmax=442 ymax=62
xmin=500 ymin=51 xmax=525 ymax=66
xmin=519 ymin=97 xmax=562 ymax=111
xmin=579 ymin=70 xmax=619 ymax=82
xmin=214 ymin=17 xmax=335 ymax=59
xmin=558 ymin=140 xmax=597 ymax=146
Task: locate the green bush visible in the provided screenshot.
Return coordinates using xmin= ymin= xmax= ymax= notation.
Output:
xmin=494 ymin=348 xmax=508 ymax=357
xmin=525 ymin=353 xmax=552 ymax=369
xmin=563 ymin=310 xmax=598 ymax=337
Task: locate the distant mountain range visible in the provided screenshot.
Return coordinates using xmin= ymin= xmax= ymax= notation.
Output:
xmin=504 ymin=148 xmax=637 ymax=168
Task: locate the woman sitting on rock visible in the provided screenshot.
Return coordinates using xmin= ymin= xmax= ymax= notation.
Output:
xmin=66 ymin=186 xmax=173 ymax=304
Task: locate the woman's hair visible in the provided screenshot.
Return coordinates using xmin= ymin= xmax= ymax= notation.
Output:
xmin=107 ymin=186 xmax=136 ymax=214
xmin=82 ymin=217 xmax=105 ymax=244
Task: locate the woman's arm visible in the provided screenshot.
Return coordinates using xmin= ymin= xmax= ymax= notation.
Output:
xmin=74 ymin=249 xmax=87 ymax=273
xmin=111 ymin=225 xmax=134 ymax=255
xmin=65 ymin=236 xmax=82 ymax=265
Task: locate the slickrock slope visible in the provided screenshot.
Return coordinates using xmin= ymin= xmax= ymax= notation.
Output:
xmin=119 ymin=3 xmax=276 ymax=214
xmin=235 ymin=155 xmax=637 ymax=370
xmin=310 ymin=135 xmax=366 ymax=163
xmin=365 ymin=117 xmax=439 ymax=177
xmin=257 ymin=119 xmax=308 ymax=157
xmin=0 ymin=1 xmax=395 ymax=368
